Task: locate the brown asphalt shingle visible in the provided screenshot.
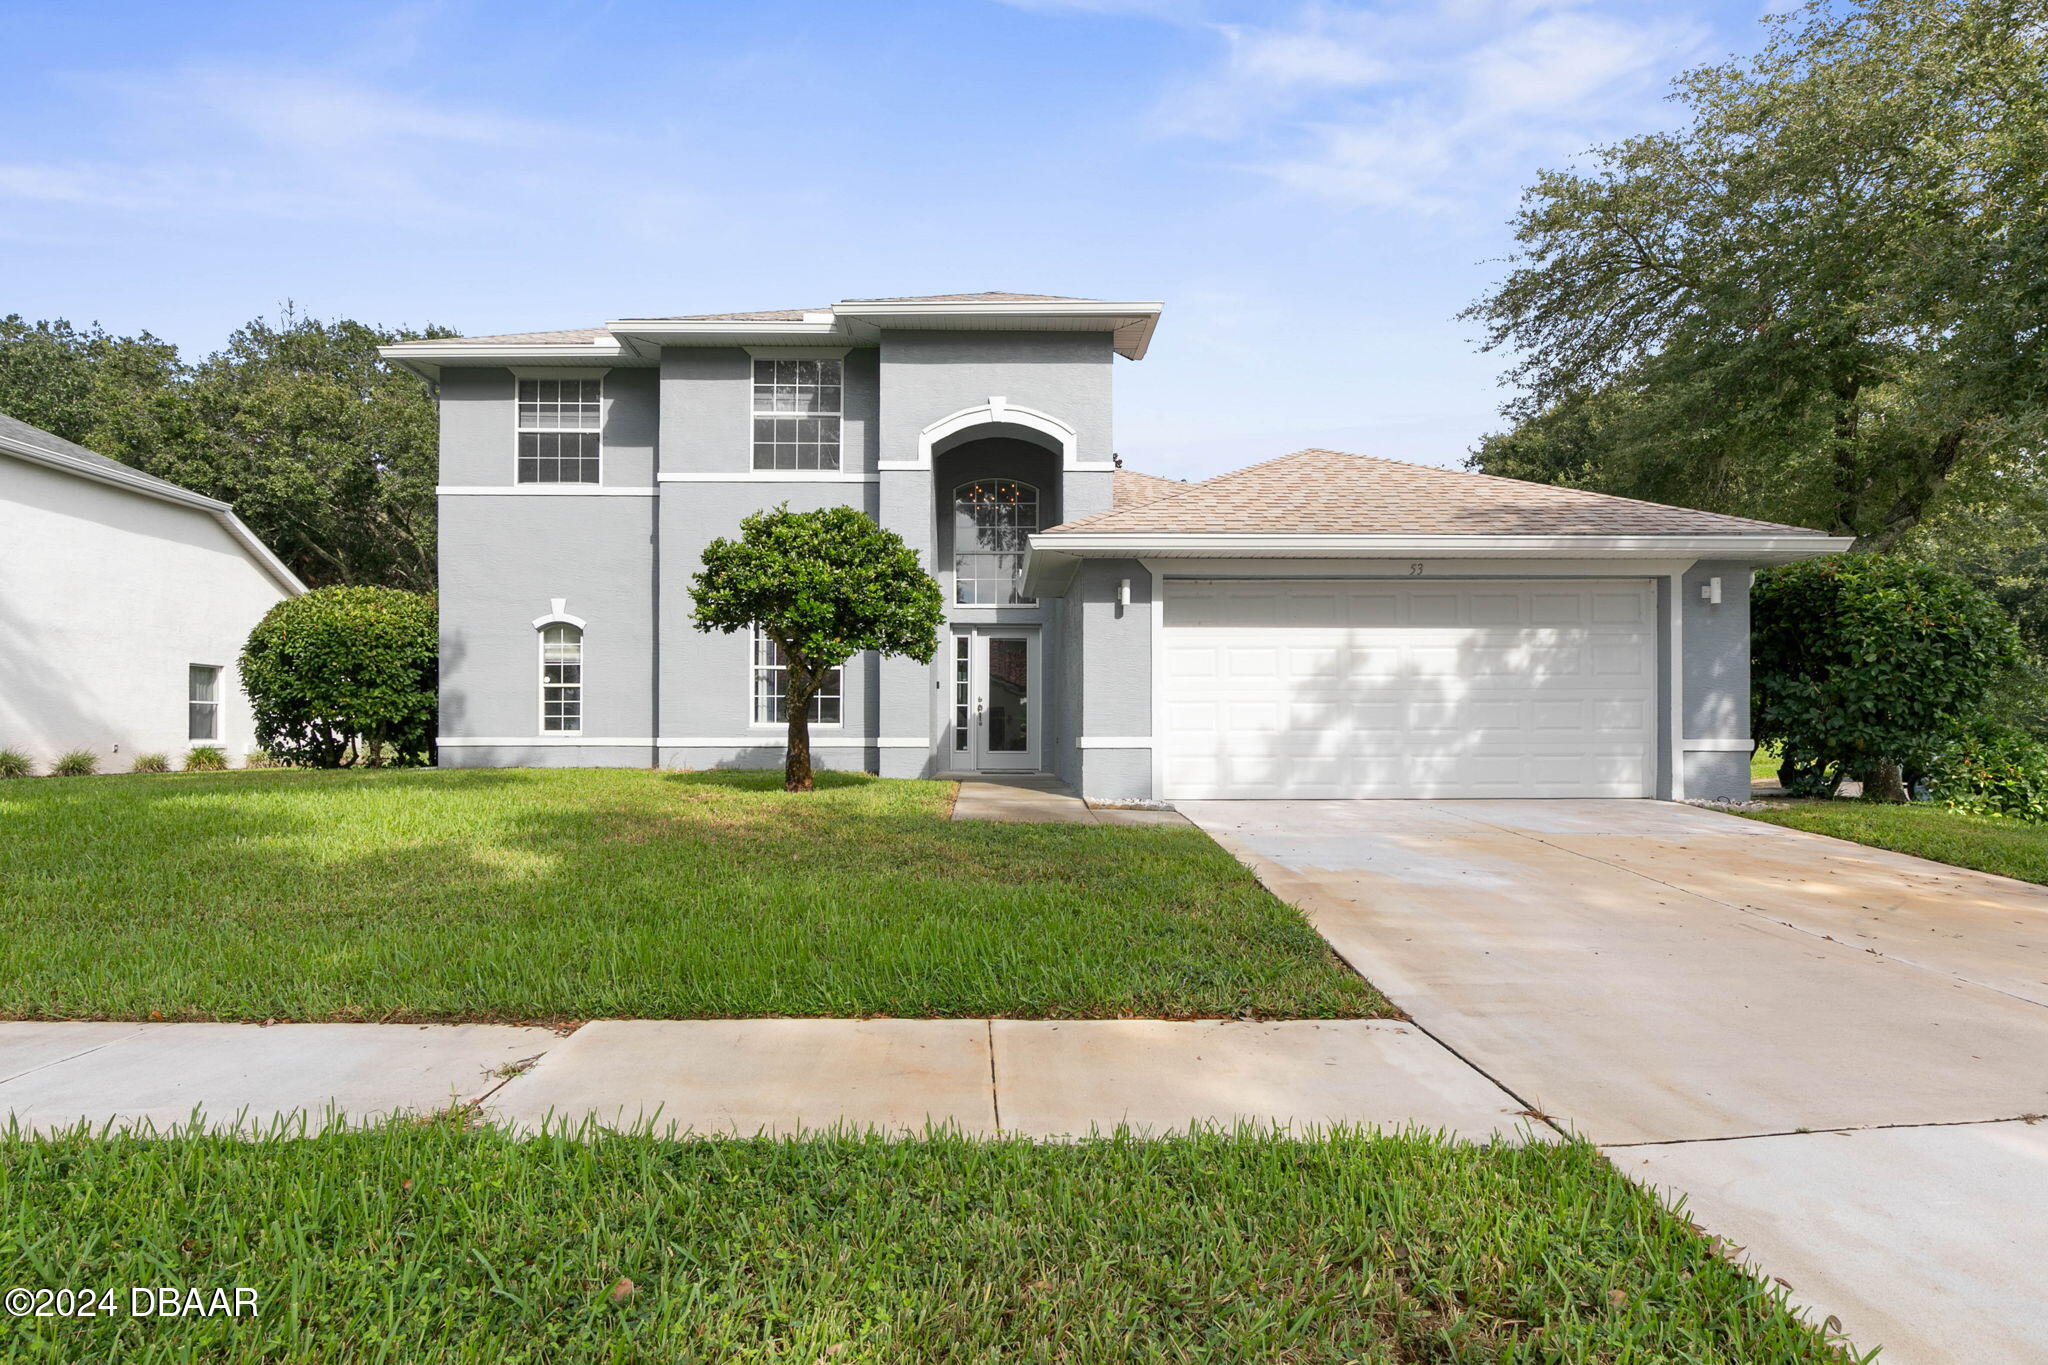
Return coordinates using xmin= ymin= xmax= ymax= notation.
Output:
xmin=1047 ymin=449 xmax=1828 ymax=537
xmin=1112 ymin=468 xmax=1187 ymax=508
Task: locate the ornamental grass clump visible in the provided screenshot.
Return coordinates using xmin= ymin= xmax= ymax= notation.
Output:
xmin=183 ymin=746 xmax=229 ymax=772
xmin=0 ymin=748 xmax=34 ymax=778
xmin=129 ymin=752 xmax=172 ymax=773
xmin=50 ymin=750 xmax=99 ymax=777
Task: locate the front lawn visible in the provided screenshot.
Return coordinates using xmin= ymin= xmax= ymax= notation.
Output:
xmin=0 ymin=768 xmax=1384 ymax=1022
xmin=0 ymin=1122 xmax=1854 ymax=1364
xmin=1740 ymin=799 xmax=2048 ymax=885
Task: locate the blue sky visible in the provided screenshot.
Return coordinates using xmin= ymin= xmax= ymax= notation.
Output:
xmin=3 ymin=0 xmax=1785 ymax=477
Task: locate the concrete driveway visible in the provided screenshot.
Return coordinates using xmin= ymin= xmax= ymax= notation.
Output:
xmin=1182 ymin=799 xmax=2048 ymax=1364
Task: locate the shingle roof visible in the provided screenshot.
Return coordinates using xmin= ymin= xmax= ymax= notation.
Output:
xmin=0 ymin=410 xmax=221 ymax=506
xmin=399 ymin=328 xmax=609 ymax=345
xmin=841 ymin=292 xmax=1093 ymax=304
xmin=1112 ymin=468 xmax=1186 ymax=508
xmin=1046 ymin=449 xmax=1828 ymax=537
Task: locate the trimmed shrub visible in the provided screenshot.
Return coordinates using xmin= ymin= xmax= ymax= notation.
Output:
xmin=183 ymin=746 xmax=229 ymax=772
xmin=1753 ymin=558 xmax=2025 ymax=800
xmin=129 ymin=752 xmax=172 ymax=773
xmin=240 ymin=587 xmax=437 ymax=768
xmin=1928 ymin=721 xmax=2048 ymax=824
xmin=51 ymin=749 xmax=99 ymax=777
xmin=0 ymin=748 xmax=34 ymax=779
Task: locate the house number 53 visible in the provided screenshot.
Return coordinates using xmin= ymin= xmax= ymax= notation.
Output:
xmin=1407 ymin=562 xmax=1425 ymax=577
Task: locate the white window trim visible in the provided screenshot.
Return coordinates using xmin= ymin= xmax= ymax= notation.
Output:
xmin=187 ymin=663 xmax=223 ymax=743
xmin=750 ymin=356 xmax=844 ymax=473
xmin=952 ymin=478 xmax=1041 ymax=608
xmin=741 ymin=346 xmax=851 ymax=360
xmin=514 ymin=374 xmax=606 ymax=486
xmin=538 ymin=622 xmax=585 ymax=736
xmin=749 ymin=628 xmax=844 ymax=729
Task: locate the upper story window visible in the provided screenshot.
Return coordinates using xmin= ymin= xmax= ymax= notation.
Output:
xmin=752 ymin=629 xmax=842 ymax=726
xmin=188 ymin=665 xmax=221 ymax=741
xmin=752 ymin=358 xmax=841 ymax=470
xmin=518 ymin=378 xmax=602 ymax=484
xmin=540 ymin=624 xmax=584 ymax=733
xmin=953 ymin=480 xmax=1039 ymax=606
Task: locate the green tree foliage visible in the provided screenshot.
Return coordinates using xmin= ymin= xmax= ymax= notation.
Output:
xmin=240 ymin=587 xmax=439 ymax=768
xmin=0 ymin=308 xmax=449 ymax=591
xmin=1464 ymin=0 xmax=2048 ymax=553
xmin=691 ymin=506 xmax=943 ymax=792
xmin=1752 ymin=558 xmax=2022 ymax=800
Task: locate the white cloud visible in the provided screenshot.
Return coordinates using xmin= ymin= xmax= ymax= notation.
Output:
xmin=1151 ymin=0 xmax=1703 ymax=209
xmin=0 ymin=64 xmax=570 ymax=225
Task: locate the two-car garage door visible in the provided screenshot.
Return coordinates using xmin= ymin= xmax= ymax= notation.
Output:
xmin=1160 ymin=579 xmax=1658 ymax=800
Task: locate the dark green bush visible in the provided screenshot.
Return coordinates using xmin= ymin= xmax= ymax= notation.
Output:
xmin=1928 ymin=721 xmax=2048 ymax=824
xmin=183 ymin=746 xmax=229 ymax=772
xmin=0 ymin=748 xmax=35 ymax=778
xmin=50 ymin=749 xmax=99 ymax=777
xmin=240 ymin=587 xmax=437 ymax=768
xmin=1752 ymin=558 xmax=2024 ymax=799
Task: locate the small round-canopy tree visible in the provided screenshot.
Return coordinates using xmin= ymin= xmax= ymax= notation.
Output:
xmin=1753 ymin=558 xmax=2021 ymax=800
xmin=240 ymin=586 xmax=438 ymax=768
xmin=691 ymin=506 xmax=943 ymax=792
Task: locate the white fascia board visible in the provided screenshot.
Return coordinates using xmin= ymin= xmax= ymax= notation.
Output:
xmin=1 ymin=436 xmax=305 ymax=595
xmin=377 ymin=341 xmax=633 ymax=380
xmin=831 ymin=300 xmax=1163 ymax=359
xmin=1027 ymin=533 xmax=1853 ymax=561
xmin=605 ymin=319 xmax=848 ymax=347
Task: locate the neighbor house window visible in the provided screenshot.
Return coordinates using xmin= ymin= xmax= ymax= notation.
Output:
xmin=953 ymin=480 xmax=1038 ymax=605
xmin=517 ymin=378 xmax=602 ymax=483
xmin=540 ymin=624 xmax=583 ymax=732
xmin=752 ymin=629 xmax=842 ymax=725
xmin=188 ymin=665 xmax=221 ymax=741
xmin=751 ymin=358 xmax=841 ymax=470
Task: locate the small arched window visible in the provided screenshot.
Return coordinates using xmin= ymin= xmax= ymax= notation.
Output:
xmin=953 ymin=480 xmax=1039 ymax=605
xmin=540 ymin=623 xmax=583 ymax=733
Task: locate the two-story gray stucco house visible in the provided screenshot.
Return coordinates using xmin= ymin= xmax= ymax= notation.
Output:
xmin=380 ymin=292 xmax=1848 ymax=805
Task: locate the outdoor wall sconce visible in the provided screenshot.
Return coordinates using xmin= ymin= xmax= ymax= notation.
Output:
xmin=1700 ymin=576 xmax=1723 ymax=605
xmin=1117 ymin=577 xmax=1132 ymax=609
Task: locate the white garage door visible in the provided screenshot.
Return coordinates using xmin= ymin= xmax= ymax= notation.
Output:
xmin=1161 ymin=579 xmax=1658 ymax=799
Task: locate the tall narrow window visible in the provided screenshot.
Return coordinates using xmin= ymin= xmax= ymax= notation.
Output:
xmin=952 ymin=635 xmax=971 ymax=752
xmin=540 ymin=624 xmax=583 ymax=733
xmin=187 ymin=665 xmax=221 ymax=741
xmin=752 ymin=629 xmax=842 ymax=725
xmin=953 ymin=480 xmax=1039 ymax=605
xmin=517 ymin=378 xmax=602 ymax=483
xmin=751 ymin=358 xmax=842 ymax=470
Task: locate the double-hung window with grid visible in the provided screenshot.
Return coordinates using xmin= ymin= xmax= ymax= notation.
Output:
xmin=541 ymin=624 xmax=583 ymax=733
xmin=751 ymin=629 xmax=842 ymax=725
xmin=517 ymin=378 xmax=602 ymax=483
xmin=751 ymin=358 xmax=841 ymax=470
xmin=188 ymin=665 xmax=221 ymax=741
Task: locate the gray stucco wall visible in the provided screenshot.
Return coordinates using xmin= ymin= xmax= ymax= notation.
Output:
xmin=1680 ymin=559 xmax=1755 ymax=802
xmin=1065 ymin=559 xmax=1155 ymax=803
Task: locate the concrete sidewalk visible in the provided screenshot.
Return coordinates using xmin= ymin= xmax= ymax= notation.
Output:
xmin=0 ymin=1017 xmax=1540 ymax=1142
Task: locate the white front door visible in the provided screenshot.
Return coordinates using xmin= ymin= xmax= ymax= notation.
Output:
xmin=1160 ymin=579 xmax=1658 ymax=799
xmin=953 ymin=631 xmax=1039 ymax=772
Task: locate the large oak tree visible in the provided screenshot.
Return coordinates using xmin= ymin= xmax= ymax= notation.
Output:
xmin=1465 ymin=0 xmax=2048 ymax=554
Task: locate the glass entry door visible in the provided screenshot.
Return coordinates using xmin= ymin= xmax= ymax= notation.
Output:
xmin=955 ymin=631 xmax=1038 ymax=771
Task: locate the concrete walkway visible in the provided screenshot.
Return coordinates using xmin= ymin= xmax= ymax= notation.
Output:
xmin=0 ymin=1018 xmax=1539 ymax=1143
xmin=1183 ymin=798 xmax=2048 ymax=1365
xmin=951 ymin=774 xmax=1189 ymax=826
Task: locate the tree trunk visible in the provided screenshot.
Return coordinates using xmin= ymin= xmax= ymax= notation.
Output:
xmin=1864 ymin=757 xmax=1908 ymax=804
xmin=783 ymin=665 xmax=815 ymax=794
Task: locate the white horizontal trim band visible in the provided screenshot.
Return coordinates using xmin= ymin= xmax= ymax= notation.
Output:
xmin=438 ymin=486 xmax=657 ymax=497
xmin=1034 ymin=533 xmax=1851 ymax=558
xmin=440 ymin=736 xmax=931 ymax=749
xmin=1077 ymin=737 xmax=1153 ymax=749
xmin=657 ymin=472 xmax=876 ymax=483
xmin=1682 ymin=737 xmax=1755 ymax=752
xmin=439 ymin=736 xmax=654 ymax=747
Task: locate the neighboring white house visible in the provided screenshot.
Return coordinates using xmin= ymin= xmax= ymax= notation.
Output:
xmin=0 ymin=411 xmax=304 ymax=772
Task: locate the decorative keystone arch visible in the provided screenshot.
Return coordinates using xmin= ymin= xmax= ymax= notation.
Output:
xmin=531 ymin=598 xmax=587 ymax=630
xmin=906 ymin=397 xmax=1083 ymax=469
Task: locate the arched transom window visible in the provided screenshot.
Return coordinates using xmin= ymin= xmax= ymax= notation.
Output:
xmin=540 ymin=623 xmax=583 ymax=733
xmin=953 ymin=480 xmax=1039 ymax=606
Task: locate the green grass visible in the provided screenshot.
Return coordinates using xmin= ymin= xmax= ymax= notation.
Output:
xmin=0 ymin=767 xmax=1384 ymax=1023
xmin=1741 ymin=799 xmax=2048 ymax=884
xmin=1749 ymin=742 xmax=1780 ymax=782
xmin=0 ymin=1121 xmax=1857 ymax=1364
